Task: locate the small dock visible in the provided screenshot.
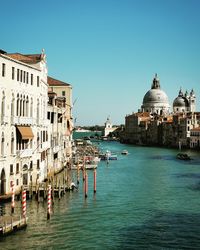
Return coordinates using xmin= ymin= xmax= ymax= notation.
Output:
xmin=0 ymin=216 xmax=27 ymax=236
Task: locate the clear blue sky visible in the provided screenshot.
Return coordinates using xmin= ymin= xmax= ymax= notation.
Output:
xmin=1 ymin=0 xmax=200 ymax=126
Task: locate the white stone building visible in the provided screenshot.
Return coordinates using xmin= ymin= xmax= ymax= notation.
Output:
xmin=0 ymin=49 xmax=49 ymax=195
xmin=104 ymin=117 xmax=117 ymax=137
xmin=141 ymin=74 xmax=170 ymax=115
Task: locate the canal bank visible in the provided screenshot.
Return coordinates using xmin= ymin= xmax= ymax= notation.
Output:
xmin=1 ymin=141 xmax=200 ymax=249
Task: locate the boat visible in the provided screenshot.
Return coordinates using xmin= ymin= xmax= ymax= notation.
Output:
xmin=176 ymin=153 xmax=191 ymax=160
xmin=121 ymin=150 xmax=128 ymax=155
xmin=99 ymin=150 xmax=117 ymax=160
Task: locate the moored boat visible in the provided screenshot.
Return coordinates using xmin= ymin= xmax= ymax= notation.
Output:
xmin=121 ymin=150 xmax=128 ymax=155
xmin=176 ymin=153 xmax=191 ymax=160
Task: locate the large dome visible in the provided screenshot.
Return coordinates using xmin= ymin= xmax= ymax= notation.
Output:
xmin=141 ymin=74 xmax=170 ymax=115
xmin=143 ymin=88 xmax=169 ymax=104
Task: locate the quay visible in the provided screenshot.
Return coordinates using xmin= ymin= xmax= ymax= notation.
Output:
xmin=0 ymin=216 xmax=27 ymax=236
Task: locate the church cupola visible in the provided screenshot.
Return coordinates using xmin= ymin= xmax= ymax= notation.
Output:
xmin=151 ymin=73 xmax=160 ymax=89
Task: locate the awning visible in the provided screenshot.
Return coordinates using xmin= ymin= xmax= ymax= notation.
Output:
xmin=16 ymin=126 xmax=34 ymax=140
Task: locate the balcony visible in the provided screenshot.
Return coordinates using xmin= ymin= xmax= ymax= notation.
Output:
xmin=17 ymin=149 xmax=33 ymax=158
xmin=13 ymin=116 xmax=34 ymax=125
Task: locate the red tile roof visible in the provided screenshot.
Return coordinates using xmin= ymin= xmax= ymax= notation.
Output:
xmin=48 ymin=76 xmax=70 ymax=86
xmin=6 ymin=53 xmax=42 ymax=64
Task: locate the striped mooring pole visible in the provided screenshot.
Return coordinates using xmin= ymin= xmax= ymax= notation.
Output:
xmin=11 ymin=181 xmax=15 ymax=213
xmin=47 ymin=185 xmax=51 ymax=220
xmin=22 ymin=190 xmax=26 ymax=218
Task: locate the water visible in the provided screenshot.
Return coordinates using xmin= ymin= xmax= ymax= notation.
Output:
xmin=1 ymin=141 xmax=200 ymax=249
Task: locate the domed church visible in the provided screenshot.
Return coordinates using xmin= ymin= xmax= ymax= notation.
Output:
xmin=141 ymin=74 xmax=170 ymax=115
xmin=173 ymin=88 xmax=196 ymax=113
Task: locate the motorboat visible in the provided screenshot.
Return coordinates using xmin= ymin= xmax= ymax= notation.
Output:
xmin=121 ymin=150 xmax=128 ymax=155
xmin=176 ymin=153 xmax=191 ymax=160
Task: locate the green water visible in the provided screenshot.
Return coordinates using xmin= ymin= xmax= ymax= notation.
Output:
xmin=1 ymin=141 xmax=200 ymax=249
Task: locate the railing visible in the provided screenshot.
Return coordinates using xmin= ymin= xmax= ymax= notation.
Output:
xmin=13 ymin=116 xmax=34 ymax=125
xmin=16 ymin=149 xmax=32 ymax=158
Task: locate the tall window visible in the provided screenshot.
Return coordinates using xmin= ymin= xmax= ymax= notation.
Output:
xmin=1 ymin=132 xmax=5 ymax=156
xmin=26 ymin=72 xmax=29 ymax=84
xmin=37 ymin=76 xmax=39 ymax=87
xmin=11 ymin=94 xmax=15 ymax=117
xmin=17 ymin=69 xmax=20 ymax=81
xmin=12 ymin=67 xmax=15 ymax=80
xmin=2 ymin=63 xmax=5 ymax=77
xmin=20 ymin=70 xmax=23 ymax=82
xmin=30 ymin=98 xmax=33 ymax=117
xmin=11 ymin=132 xmax=14 ymax=155
xmin=31 ymin=74 xmax=33 ymax=85
xmin=1 ymin=91 xmax=5 ymax=121
xmin=26 ymin=96 xmax=29 ymax=116
xmin=62 ymin=91 xmax=65 ymax=96
xmin=16 ymin=94 xmax=19 ymax=116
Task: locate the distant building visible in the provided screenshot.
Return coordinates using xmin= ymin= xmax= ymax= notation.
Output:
xmin=141 ymin=74 xmax=170 ymax=115
xmin=173 ymin=88 xmax=196 ymax=113
xmin=123 ymin=74 xmax=199 ymax=149
xmin=103 ymin=117 xmax=117 ymax=137
xmin=190 ymin=127 xmax=200 ymax=149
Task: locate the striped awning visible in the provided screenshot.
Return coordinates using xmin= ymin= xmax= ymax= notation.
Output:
xmin=16 ymin=126 xmax=34 ymax=140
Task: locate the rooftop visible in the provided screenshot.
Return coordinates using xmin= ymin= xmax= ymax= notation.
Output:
xmin=48 ymin=76 xmax=71 ymax=87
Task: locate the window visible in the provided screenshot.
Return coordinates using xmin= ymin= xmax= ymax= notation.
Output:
xmin=2 ymin=63 xmax=5 ymax=77
xmin=23 ymin=71 xmax=26 ymax=83
xmin=30 ymin=161 xmax=33 ymax=170
xmin=47 ymin=111 xmax=50 ymax=120
xmin=17 ymin=69 xmax=20 ymax=81
xmin=31 ymin=74 xmax=33 ymax=85
xmin=62 ymin=91 xmax=65 ymax=96
xmin=20 ymin=70 xmax=23 ymax=82
xmin=12 ymin=67 xmax=15 ymax=80
xmin=37 ymin=159 xmax=40 ymax=169
xmin=16 ymin=179 xmax=19 ymax=186
xmin=11 ymin=133 xmax=14 ymax=155
xmin=26 ymin=72 xmax=29 ymax=84
xmin=37 ymin=76 xmax=39 ymax=87
xmin=16 ymin=163 xmax=19 ymax=174
xmin=1 ymin=133 xmax=4 ymax=156
xmin=10 ymin=164 xmax=14 ymax=175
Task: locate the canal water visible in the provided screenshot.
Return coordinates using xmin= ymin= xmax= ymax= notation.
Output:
xmin=1 ymin=141 xmax=200 ymax=249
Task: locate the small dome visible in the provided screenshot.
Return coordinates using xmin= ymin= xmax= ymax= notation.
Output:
xmin=143 ymin=89 xmax=169 ymax=104
xmin=173 ymin=96 xmax=189 ymax=107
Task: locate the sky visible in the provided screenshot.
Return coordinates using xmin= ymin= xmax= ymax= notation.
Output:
xmin=1 ymin=0 xmax=200 ymax=126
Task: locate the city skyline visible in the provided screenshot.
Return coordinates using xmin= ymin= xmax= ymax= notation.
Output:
xmin=1 ymin=0 xmax=200 ymax=125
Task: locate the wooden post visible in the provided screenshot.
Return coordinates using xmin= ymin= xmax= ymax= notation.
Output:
xmin=94 ymin=169 xmax=96 ymax=193
xmin=11 ymin=181 xmax=15 ymax=214
xmin=47 ymin=184 xmax=51 ymax=220
xmin=84 ymin=172 xmax=88 ymax=198
xmin=77 ymin=164 xmax=80 ymax=184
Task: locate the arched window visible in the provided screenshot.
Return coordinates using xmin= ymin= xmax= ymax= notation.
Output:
xmin=11 ymin=93 xmax=15 ymax=117
xmin=20 ymin=95 xmax=22 ymax=116
xmin=37 ymin=98 xmax=40 ymax=122
xmin=1 ymin=91 xmax=5 ymax=120
xmin=30 ymin=98 xmax=33 ymax=117
xmin=23 ymin=95 xmax=25 ymax=116
xmin=16 ymin=94 xmax=19 ymax=116
xmin=1 ymin=132 xmax=5 ymax=156
xmin=26 ymin=96 xmax=29 ymax=116
xmin=11 ymin=132 xmax=14 ymax=155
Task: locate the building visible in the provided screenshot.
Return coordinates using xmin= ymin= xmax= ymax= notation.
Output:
xmin=190 ymin=127 xmax=200 ymax=149
xmin=123 ymin=74 xmax=199 ymax=149
xmin=103 ymin=117 xmax=117 ymax=137
xmin=47 ymin=77 xmax=73 ymax=175
xmin=173 ymin=88 xmax=196 ymax=113
xmin=141 ymin=74 xmax=170 ymax=115
xmin=0 ymin=49 xmax=73 ymax=196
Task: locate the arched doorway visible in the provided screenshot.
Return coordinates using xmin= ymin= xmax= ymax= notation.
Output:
xmin=0 ymin=169 xmax=6 ymax=195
